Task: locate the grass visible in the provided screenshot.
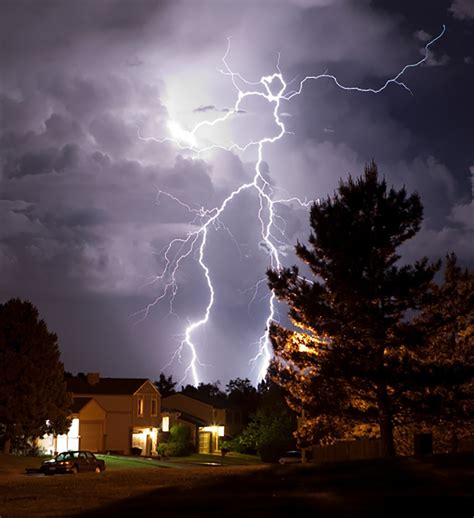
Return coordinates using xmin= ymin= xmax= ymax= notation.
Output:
xmin=165 ymin=451 xmax=261 ymax=466
xmin=0 ymin=452 xmax=52 ymax=477
xmin=1 ymin=453 xmax=472 ymax=517
xmin=95 ymin=454 xmax=178 ymax=470
xmin=0 ymin=451 xmax=260 ymax=478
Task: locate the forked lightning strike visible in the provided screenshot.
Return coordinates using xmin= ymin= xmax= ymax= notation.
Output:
xmin=137 ymin=25 xmax=445 ymax=385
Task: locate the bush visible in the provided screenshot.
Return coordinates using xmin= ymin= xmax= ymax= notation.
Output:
xmin=157 ymin=441 xmax=192 ymax=457
xmin=131 ymin=447 xmax=142 ymax=456
xmin=157 ymin=424 xmax=193 ymax=457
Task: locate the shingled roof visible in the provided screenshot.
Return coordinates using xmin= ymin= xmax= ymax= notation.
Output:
xmin=67 ymin=376 xmax=152 ymax=395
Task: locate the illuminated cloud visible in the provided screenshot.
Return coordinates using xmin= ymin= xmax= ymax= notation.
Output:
xmin=0 ymin=0 xmax=472 ymax=383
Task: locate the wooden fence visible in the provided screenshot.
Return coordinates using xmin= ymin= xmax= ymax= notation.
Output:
xmin=312 ymin=439 xmax=383 ymax=463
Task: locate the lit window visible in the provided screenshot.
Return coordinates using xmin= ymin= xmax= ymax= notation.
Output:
xmin=151 ymin=397 xmax=157 ymax=416
xmin=137 ymin=397 xmax=144 ymax=416
xmin=162 ymin=416 xmax=169 ymax=432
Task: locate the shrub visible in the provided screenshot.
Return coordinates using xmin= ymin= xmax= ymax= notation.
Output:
xmin=157 ymin=424 xmax=193 ymax=457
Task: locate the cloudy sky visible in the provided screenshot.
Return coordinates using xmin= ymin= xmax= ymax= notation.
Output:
xmin=1 ymin=0 xmax=473 ymax=386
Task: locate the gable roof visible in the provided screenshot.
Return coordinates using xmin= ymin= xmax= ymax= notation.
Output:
xmin=67 ymin=377 xmax=153 ymax=395
xmin=161 ymin=407 xmax=208 ymax=427
xmin=70 ymin=397 xmax=93 ymax=413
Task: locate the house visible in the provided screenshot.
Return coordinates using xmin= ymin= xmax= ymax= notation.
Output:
xmin=38 ymin=372 xmax=161 ymax=456
xmin=162 ymin=393 xmax=234 ymax=453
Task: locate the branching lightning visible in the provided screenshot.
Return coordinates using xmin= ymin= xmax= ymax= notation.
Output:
xmin=137 ymin=25 xmax=446 ymax=386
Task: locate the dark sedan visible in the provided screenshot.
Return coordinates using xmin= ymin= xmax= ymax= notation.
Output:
xmin=41 ymin=451 xmax=106 ymax=475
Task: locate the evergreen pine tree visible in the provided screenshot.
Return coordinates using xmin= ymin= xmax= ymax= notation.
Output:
xmin=267 ymin=162 xmax=439 ymax=456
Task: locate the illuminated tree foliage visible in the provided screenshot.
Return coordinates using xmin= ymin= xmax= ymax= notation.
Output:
xmin=0 ymin=299 xmax=71 ymax=453
xmin=267 ymin=162 xmax=440 ymax=457
xmin=409 ymin=253 xmax=474 ymax=451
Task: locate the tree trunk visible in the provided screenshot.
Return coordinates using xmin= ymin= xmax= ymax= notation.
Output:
xmin=451 ymin=430 xmax=459 ymax=453
xmin=378 ymin=383 xmax=396 ymax=457
xmin=379 ymin=413 xmax=396 ymax=457
xmin=3 ymin=438 xmax=12 ymax=454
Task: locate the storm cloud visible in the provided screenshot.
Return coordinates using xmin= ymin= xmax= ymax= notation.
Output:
xmin=1 ymin=0 xmax=472 ymax=384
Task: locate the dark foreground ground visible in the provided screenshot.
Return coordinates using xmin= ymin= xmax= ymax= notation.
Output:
xmin=1 ymin=453 xmax=473 ymax=517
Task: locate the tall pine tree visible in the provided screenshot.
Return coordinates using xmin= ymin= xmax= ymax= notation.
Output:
xmin=267 ymin=162 xmax=439 ymax=457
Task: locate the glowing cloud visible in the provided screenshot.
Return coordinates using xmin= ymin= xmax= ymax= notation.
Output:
xmin=137 ymin=26 xmax=446 ymax=386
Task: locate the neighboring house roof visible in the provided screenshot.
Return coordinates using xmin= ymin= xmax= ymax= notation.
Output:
xmin=67 ymin=377 xmax=156 ymax=395
xmin=70 ymin=397 xmax=93 ymax=413
xmin=70 ymin=397 xmax=106 ymax=414
xmin=174 ymin=391 xmax=227 ymax=409
xmin=161 ymin=407 xmax=208 ymax=427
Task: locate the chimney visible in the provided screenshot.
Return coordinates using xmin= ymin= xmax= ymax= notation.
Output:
xmin=86 ymin=372 xmax=100 ymax=386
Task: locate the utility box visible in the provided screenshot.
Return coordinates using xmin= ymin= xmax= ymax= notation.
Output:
xmin=414 ymin=432 xmax=433 ymax=456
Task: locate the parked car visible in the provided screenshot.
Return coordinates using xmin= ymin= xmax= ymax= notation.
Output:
xmin=278 ymin=450 xmax=302 ymax=464
xmin=40 ymin=451 xmax=106 ymax=475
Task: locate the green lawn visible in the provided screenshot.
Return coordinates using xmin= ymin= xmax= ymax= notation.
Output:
xmin=96 ymin=454 xmax=177 ymax=470
xmin=97 ymin=452 xmax=261 ymax=469
xmin=0 ymin=451 xmax=260 ymax=477
xmin=169 ymin=452 xmax=261 ymax=466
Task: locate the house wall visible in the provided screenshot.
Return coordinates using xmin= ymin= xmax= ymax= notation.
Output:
xmin=162 ymin=394 xmax=225 ymax=425
xmin=72 ymin=380 xmax=161 ymax=455
xmin=132 ymin=382 xmax=161 ymax=430
xmin=78 ymin=399 xmax=106 ymax=452
xmin=75 ymin=395 xmax=131 ymax=453
xmin=37 ymin=418 xmax=80 ymax=455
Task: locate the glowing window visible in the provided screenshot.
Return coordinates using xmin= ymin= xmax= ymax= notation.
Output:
xmin=162 ymin=416 xmax=169 ymax=432
xmin=137 ymin=397 xmax=144 ymax=416
xmin=151 ymin=397 xmax=158 ymax=416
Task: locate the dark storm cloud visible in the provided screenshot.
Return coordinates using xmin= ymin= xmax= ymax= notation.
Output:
xmin=194 ymin=105 xmax=218 ymax=113
xmin=0 ymin=0 xmax=472 ymax=384
xmin=449 ymin=0 xmax=474 ymax=19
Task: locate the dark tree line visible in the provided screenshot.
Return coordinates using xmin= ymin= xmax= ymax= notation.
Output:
xmin=0 ymin=299 xmax=71 ymax=453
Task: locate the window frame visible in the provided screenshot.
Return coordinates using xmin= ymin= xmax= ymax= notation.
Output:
xmin=151 ymin=397 xmax=158 ymax=416
xmin=137 ymin=396 xmax=144 ymax=416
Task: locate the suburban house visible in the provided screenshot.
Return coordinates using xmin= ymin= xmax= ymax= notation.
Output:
xmin=38 ymin=373 xmax=247 ymax=456
xmin=38 ymin=373 xmax=161 ymax=456
xmin=162 ymin=392 xmax=243 ymax=453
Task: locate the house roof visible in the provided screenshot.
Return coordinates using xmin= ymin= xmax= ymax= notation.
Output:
xmin=67 ymin=377 xmax=153 ymax=395
xmin=70 ymin=397 xmax=93 ymax=413
xmin=166 ymin=391 xmax=227 ymax=409
xmin=161 ymin=407 xmax=208 ymax=427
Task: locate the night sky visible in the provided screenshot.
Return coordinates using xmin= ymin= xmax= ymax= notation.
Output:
xmin=1 ymin=0 xmax=473 ymax=385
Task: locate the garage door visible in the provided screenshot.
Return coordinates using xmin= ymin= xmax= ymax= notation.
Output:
xmin=198 ymin=432 xmax=211 ymax=454
xmin=79 ymin=423 xmax=103 ymax=452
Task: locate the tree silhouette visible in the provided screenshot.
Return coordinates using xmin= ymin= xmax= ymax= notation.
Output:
xmin=181 ymin=381 xmax=226 ymax=406
xmin=0 ymin=298 xmax=71 ymax=453
xmin=226 ymin=377 xmax=259 ymax=427
xmin=267 ymin=162 xmax=439 ymax=457
xmin=154 ymin=373 xmax=177 ymax=398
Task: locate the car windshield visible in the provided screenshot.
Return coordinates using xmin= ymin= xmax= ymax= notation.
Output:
xmin=56 ymin=452 xmax=77 ymax=461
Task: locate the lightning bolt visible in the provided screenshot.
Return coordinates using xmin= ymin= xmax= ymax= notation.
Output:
xmin=137 ymin=25 xmax=446 ymax=386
